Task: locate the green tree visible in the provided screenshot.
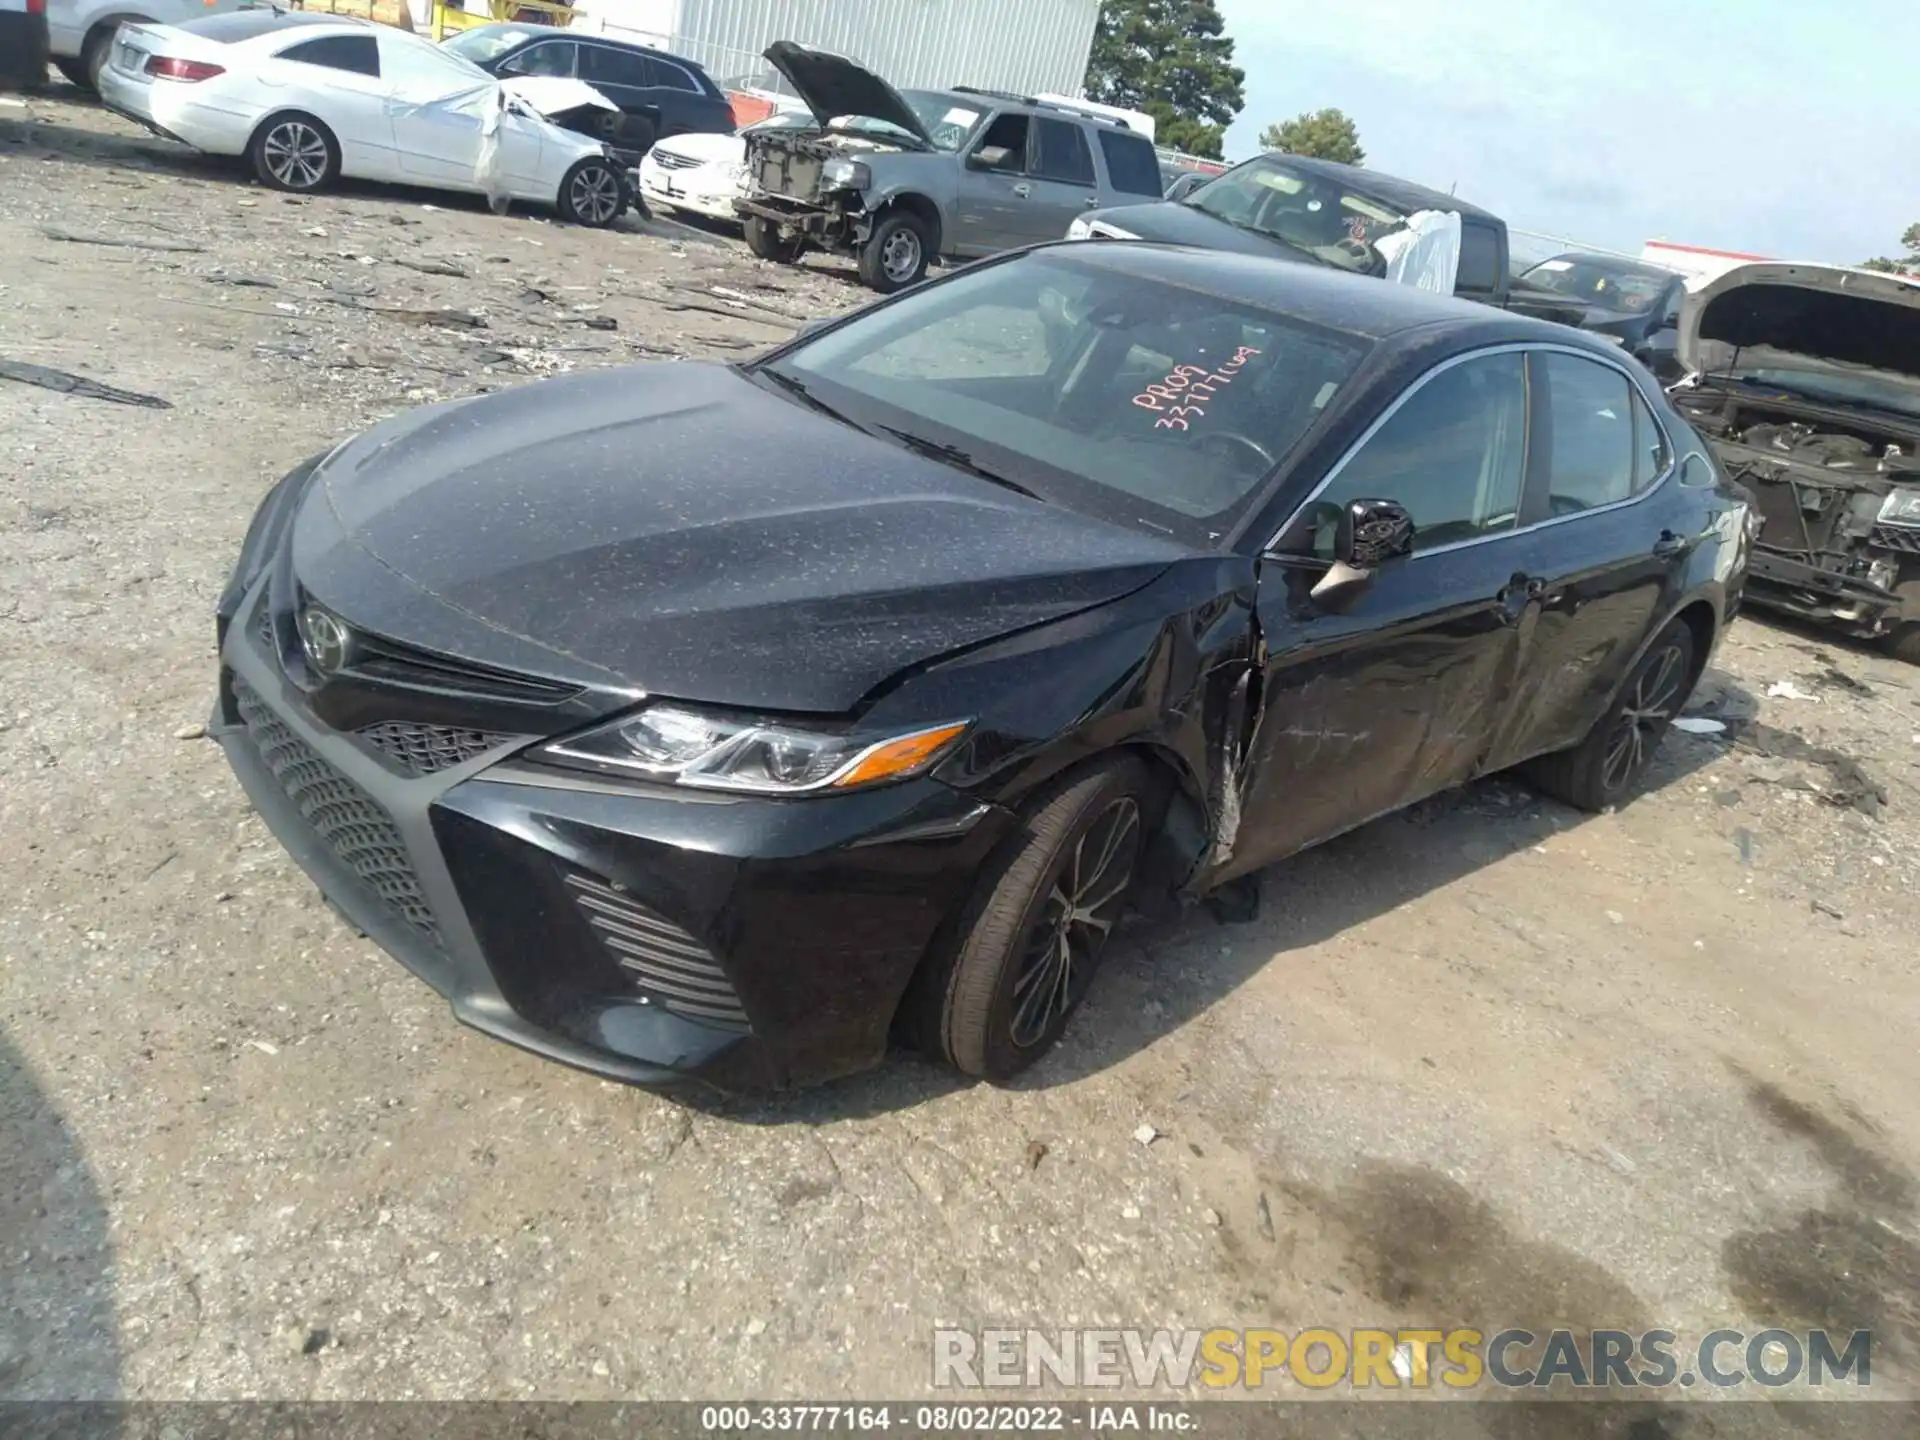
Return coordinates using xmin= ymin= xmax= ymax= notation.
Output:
xmin=1259 ymin=108 xmax=1365 ymax=166
xmin=1861 ymin=221 xmax=1920 ymax=273
xmin=1085 ymin=0 xmax=1245 ymax=159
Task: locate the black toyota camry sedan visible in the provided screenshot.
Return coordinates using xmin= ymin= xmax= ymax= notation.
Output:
xmin=212 ymin=242 xmax=1754 ymax=1093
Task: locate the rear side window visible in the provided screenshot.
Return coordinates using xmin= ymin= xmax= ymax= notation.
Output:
xmin=1099 ymin=130 xmax=1163 ymax=196
xmin=279 ymin=34 xmax=380 ymax=77
xmin=1456 ymin=222 xmax=1500 ymax=295
xmin=1032 ymin=118 xmax=1095 ymax=185
xmin=1543 ymin=353 xmax=1636 ymax=511
xmin=649 ymin=55 xmax=704 ymax=93
xmin=1631 ymin=389 xmax=1669 ymax=491
xmin=581 ymin=45 xmax=654 ymax=88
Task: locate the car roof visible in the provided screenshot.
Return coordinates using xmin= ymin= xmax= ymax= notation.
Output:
xmin=1046 ymin=240 xmax=1621 ymax=349
xmin=181 ymin=9 xmax=367 ymax=41
xmin=1251 ymin=152 xmax=1500 ymax=224
xmin=490 ymin=23 xmax=708 ymax=69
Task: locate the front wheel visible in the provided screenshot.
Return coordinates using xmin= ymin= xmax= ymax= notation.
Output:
xmin=911 ymin=757 xmax=1147 ymax=1081
xmin=743 ymin=215 xmax=807 ymax=264
xmin=1523 ymin=619 xmax=1697 ymax=811
xmin=556 ymin=156 xmax=627 ymax=228
xmin=248 ymin=113 xmax=339 ymax=194
xmin=858 ymin=210 xmax=932 ymax=293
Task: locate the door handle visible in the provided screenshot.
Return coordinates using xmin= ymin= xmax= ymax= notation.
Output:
xmin=1652 ymin=529 xmax=1691 ymax=559
xmin=1012 ymin=182 xmax=1031 ymax=198
xmin=1083 ymin=195 xmax=1101 ymax=207
xmin=1494 ymin=574 xmax=1544 ymax=623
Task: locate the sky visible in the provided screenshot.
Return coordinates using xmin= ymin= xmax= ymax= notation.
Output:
xmin=1215 ymin=0 xmax=1918 ymax=266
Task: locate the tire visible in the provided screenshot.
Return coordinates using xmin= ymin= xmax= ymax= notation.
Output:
xmin=1883 ymin=582 xmax=1920 ymax=665
xmin=556 ymin=156 xmax=627 ymax=228
xmin=858 ymin=209 xmax=932 ymax=293
xmin=56 ymin=58 xmax=91 ymax=93
xmin=247 ymin=112 xmax=340 ymax=194
xmin=83 ymin=28 xmax=115 ymax=92
xmin=913 ymin=757 xmax=1148 ymax=1081
xmin=743 ymin=215 xmax=806 ymax=264
xmin=1524 ymin=619 xmax=1698 ymax=811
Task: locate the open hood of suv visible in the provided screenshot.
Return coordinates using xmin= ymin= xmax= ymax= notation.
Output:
xmin=762 ymin=40 xmax=932 ymax=147
xmin=1679 ymin=262 xmax=1920 ymax=405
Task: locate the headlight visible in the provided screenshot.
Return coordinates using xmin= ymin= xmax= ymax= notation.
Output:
xmin=1066 ymin=215 xmax=1094 ymax=240
xmin=1877 ymin=487 xmax=1920 ymax=526
xmin=537 ymin=704 xmax=970 ymax=794
xmin=820 ymin=158 xmax=871 ymax=191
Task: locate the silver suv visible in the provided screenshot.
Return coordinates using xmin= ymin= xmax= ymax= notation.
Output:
xmin=734 ymin=43 xmax=1167 ymax=293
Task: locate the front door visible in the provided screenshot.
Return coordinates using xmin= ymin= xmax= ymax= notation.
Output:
xmin=1487 ymin=350 xmax=1688 ymax=767
xmin=953 ymin=111 xmax=1032 ymax=255
xmin=1019 ymin=118 xmax=1100 ymax=242
xmin=1223 ymin=349 xmax=1536 ymax=881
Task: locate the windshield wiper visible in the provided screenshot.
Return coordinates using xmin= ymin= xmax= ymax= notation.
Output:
xmin=873 ymin=426 xmax=1047 ymax=503
xmin=1203 ymin=211 xmax=1322 ymax=263
xmin=754 ymin=367 xmax=862 ymax=428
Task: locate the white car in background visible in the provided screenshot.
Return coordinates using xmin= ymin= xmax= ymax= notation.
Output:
xmin=97 ymin=9 xmax=632 ymax=225
xmin=637 ymin=111 xmax=811 ymax=223
xmin=46 ymin=0 xmax=257 ymax=92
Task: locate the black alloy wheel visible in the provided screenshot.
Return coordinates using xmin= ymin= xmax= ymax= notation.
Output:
xmin=913 ymin=757 xmax=1148 ymax=1080
xmin=1526 ymin=619 xmax=1697 ymax=811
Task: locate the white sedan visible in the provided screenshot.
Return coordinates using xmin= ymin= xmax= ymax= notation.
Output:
xmin=97 ymin=10 xmax=632 ymax=226
xmin=636 ymin=116 xmax=803 ymax=223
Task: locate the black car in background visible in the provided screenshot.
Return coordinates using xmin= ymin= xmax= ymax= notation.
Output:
xmin=441 ymin=23 xmax=734 ymax=158
xmin=1519 ymin=252 xmax=1689 ymax=381
xmin=1077 ymin=153 xmax=1588 ymax=327
xmin=211 ymin=242 xmax=1751 ymax=1094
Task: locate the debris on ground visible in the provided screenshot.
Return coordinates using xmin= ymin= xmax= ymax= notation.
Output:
xmin=1730 ymin=720 xmax=1888 ymax=816
xmin=39 ymin=223 xmax=204 ymax=253
xmin=0 ymin=359 xmax=171 ymax=409
xmin=1672 ymin=717 xmax=1728 ymax=735
xmin=1765 ymin=680 xmax=1820 ymax=702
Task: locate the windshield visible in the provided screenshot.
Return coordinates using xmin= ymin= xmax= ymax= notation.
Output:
xmin=1185 ymin=156 xmax=1412 ymax=274
xmin=440 ymin=24 xmax=539 ymax=66
xmin=1734 ymin=369 xmax=1920 ymax=423
xmin=903 ymin=90 xmax=982 ymax=151
xmin=1524 ymin=257 xmax=1675 ymax=312
xmin=759 ymin=251 xmax=1370 ymax=542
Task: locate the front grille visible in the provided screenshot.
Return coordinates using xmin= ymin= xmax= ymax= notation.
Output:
xmin=357 ymin=721 xmax=516 ymax=776
xmin=563 ymin=872 xmax=747 ymax=1030
xmin=233 ymin=677 xmax=439 ymax=942
xmin=345 ymin=632 xmax=582 ymax=705
xmin=650 ymin=149 xmax=700 ymax=171
xmin=1870 ymin=524 xmax=1920 ymax=556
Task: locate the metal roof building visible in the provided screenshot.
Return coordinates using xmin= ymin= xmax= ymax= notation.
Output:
xmin=573 ymin=0 xmax=1103 ymax=99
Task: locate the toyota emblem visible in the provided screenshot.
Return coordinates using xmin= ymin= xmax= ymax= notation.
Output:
xmin=297 ymin=606 xmax=351 ymax=676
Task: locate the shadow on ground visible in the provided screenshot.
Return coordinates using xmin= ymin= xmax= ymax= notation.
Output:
xmin=0 ymin=1029 xmax=120 ymax=1399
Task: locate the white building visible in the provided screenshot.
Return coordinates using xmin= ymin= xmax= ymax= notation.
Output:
xmin=569 ymin=0 xmax=1102 ymax=98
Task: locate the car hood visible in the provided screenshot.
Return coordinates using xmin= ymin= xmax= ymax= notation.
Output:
xmin=291 ymin=363 xmax=1185 ymax=713
xmin=1678 ymin=261 xmax=1920 ymax=404
xmin=761 ymin=40 xmax=931 ymax=147
xmin=1086 ymin=202 xmax=1317 ymax=262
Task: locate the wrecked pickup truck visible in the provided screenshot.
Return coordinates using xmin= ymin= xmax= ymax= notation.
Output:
xmin=733 ymin=41 xmax=1167 ymax=293
xmin=1668 ymin=263 xmax=1920 ymax=661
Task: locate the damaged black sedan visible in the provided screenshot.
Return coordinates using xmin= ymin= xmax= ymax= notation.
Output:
xmin=212 ymin=242 xmax=1752 ymax=1093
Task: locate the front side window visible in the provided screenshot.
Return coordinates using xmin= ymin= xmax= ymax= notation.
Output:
xmin=763 ymin=251 xmax=1370 ymax=542
xmin=972 ymin=112 xmax=1029 ymax=172
xmin=279 ymin=34 xmax=380 ymax=77
xmin=1543 ymin=352 xmax=1638 ymax=512
xmin=502 ymin=41 xmax=574 ymax=77
xmin=1032 ymin=118 xmax=1095 ymax=185
xmin=439 ymin=23 xmax=537 ymax=67
xmin=1299 ymin=352 xmax=1528 ymax=555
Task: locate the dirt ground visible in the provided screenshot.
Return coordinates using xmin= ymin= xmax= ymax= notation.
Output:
xmin=3 ymin=84 xmax=1919 ymax=1416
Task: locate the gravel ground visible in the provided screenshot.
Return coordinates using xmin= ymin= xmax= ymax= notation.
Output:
xmin=3 ymin=86 xmax=1919 ymax=1414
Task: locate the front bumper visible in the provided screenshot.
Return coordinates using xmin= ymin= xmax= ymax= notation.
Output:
xmin=1744 ymin=545 xmax=1907 ymax=634
xmin=212 ymin=577 xmax=1013 ymax=1092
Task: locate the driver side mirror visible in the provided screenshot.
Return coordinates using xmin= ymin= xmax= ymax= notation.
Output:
xmin=967 ymin=145 xmax=1014 ymax=171
xmin=1311 ymin=498 xmax=1414 ymax=601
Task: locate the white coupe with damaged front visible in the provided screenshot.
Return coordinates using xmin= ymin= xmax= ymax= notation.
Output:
xmin=97 ymin=12 xmax=631 ymax=225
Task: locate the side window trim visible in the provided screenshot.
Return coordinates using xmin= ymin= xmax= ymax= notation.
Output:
xmin=1262 ymin=341 xmax=1678 ymax=557
xmin=654 ymin=57 xmax=700 ymax=91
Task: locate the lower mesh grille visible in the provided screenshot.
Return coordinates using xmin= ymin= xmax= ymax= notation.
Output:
xmin=357 ymin=721 xmax=514 ymax=776
xmin=1870 ymin=524 xmax=1920 ymax=556
xmin=563 ymin=872 xmax=748 ymax=1030
xmin=233 ymin=677 xmax=439 ymax=942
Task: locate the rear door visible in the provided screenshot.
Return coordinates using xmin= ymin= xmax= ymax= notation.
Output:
xmin=642 ymin=50 xmax=729 ymax=138
xmin=1487 ymin=348 xmax=1686 ymax=766
xmin=1225 ymin=349 xmax=1536 ymax=880
xmin=575 ymin=42 xmax=656 ymax=149
xmin=269 ymin=32 xmax=396 ymax=179
xmin=1020 ymin=118 xmax=1101 ymax=239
